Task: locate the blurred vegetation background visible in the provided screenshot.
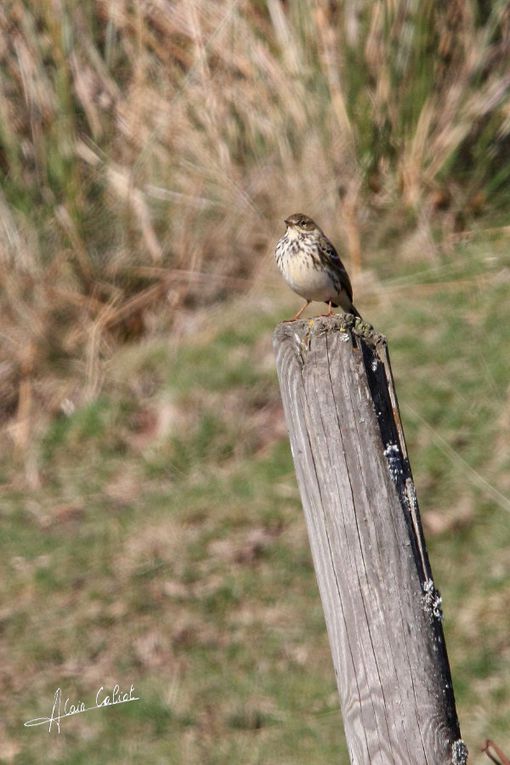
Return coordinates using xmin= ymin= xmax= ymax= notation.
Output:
xmin=1 ymin=1 xmax=510 ymax=762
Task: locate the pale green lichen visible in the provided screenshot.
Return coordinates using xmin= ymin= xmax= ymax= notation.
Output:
xmin=274 ymin=314 xmax=386 ymax=360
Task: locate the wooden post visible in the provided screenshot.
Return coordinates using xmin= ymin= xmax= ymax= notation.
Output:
xmin=273 ymin=315 xmax=468 ymax=765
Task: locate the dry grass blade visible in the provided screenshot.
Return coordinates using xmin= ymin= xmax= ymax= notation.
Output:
xmin=481 ymin=740 xmax=510 ymax=765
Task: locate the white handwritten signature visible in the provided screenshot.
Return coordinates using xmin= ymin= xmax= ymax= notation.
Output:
xmin=24 ymin=684 xmax=140 ymax=733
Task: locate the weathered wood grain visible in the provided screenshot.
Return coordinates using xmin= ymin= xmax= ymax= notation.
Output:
xmin=273 ymin=315 xmax=467 ymax=765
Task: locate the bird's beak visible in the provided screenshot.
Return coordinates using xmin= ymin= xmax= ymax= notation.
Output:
xmin=284 ymin=218 xmax=292 ymax=227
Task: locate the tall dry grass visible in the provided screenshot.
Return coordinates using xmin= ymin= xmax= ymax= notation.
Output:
xmin=1 ymin=0 xmax=510 ymax=472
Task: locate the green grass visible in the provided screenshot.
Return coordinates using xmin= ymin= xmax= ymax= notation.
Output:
xmin=2 ymin=4 xmax=510 ymax=762
xmin=2 ymin=240 xmax=510 ymax=763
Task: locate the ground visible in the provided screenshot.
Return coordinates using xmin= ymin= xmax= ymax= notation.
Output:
xmin=2 ymin=238 xmax=510 ymax=764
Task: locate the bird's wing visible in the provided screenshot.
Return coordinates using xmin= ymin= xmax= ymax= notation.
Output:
xmin=318 ymin=236 xmax=353 ymax=302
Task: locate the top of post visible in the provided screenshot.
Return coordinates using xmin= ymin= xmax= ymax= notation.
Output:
xmin=273 ymin=314 xmax=386 ymax=351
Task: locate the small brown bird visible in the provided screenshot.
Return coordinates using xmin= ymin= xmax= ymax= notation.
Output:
xmin=275 ymin=213 xmax=361 ymax=320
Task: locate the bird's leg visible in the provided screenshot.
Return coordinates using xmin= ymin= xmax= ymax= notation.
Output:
xmin=327 ymin=301 xmax=333 ymax=316
xmin=290 ymin=300 xmax=310 ymax=321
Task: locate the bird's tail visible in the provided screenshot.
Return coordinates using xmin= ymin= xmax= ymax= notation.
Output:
xmin=336 ymin=295 xmax=363 ymax=319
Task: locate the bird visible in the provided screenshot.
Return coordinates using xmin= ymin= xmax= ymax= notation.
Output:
xmin=275 ymin=213 xmax=361 ymax=321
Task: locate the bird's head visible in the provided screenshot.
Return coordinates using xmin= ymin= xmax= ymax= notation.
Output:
xmin=284 ymin=213 xmax=319 ymax=236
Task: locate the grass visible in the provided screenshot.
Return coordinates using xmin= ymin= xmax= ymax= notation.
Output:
xmin=2 ymin=239 xmax=510 ymax=763
xmin=1 ymin=2 xmax=510 ymax=762
xmin=2 ymin=1 xmax=510 ymax=450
